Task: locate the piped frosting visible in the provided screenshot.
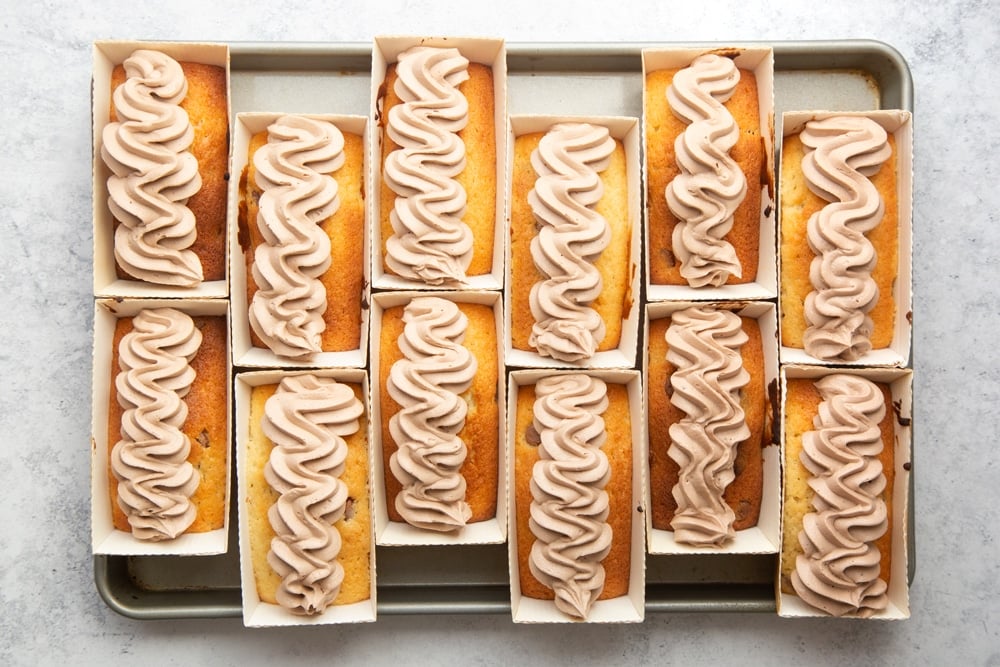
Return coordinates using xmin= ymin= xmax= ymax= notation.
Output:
xmin=666 ymin=53 xmax=746 ymax=287
xmin=800 ymin=115 xmax=891 ymax=361
xmin=263 ymin=374 xmax=363 ymax=615
xmin=792 ymin=373 xmax=889 ymax=617
xmin=249 ymin=115 xmax=344 ymax=359
xmin=666 ymin=306 xmax=750 ymax=546
xmin=383 ymin=46 xmax=473 ymax=285
xmin=388 ymin=296 xmax=476 ymax=531
xmin=528 ymin=123 xmax=615 ymax=362
xmin=111 ymin=307 xmax=201 ymax=540
xmin=102 ymin=49 xmax=204 ymax=286
xmin=528 ymin=374 xmax=612 ymax=619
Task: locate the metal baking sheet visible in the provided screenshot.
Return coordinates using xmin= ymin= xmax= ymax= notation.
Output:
xmin=93 ymin=40 xmax=914 ymax=619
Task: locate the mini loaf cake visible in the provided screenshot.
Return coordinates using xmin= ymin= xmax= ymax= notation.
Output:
xmin=510 ymin=122 xmax=631 ymax=363
xmin=378 ymin=45 xmax=497 ymax=286
xmin=780 ymin=115 xmax=898 ymax=361
xmin=107 ymin=307 xmax=228 ymax=540
xmin=647 ymin=305 xmax=767 ymax=546
xmin=513 ymin=374 xmax=632 ymax=620
xmin=379 ymin=296 xmax=499 ymax=532
xmin=646 ymin=53 xmax=765 ymax=288
xmin=102 ymin=49 xmax=228 ymax=286
xmin=245 ymin=374 xmax=371 ymax=615
xmin=240 ymin=115 xmax=366 ymax=359
xmin=782 ymin=374 xmax=894 ymax=617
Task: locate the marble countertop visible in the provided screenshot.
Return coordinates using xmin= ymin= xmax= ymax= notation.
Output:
xmin=3 ymin=0 xmax=998 ymax=664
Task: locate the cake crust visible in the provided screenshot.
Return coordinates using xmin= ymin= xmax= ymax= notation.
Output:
xmin=107 ymin=313 xmax=228 ymax=534
xmin=647 ymin=312 xmax=767 ymax=533
xmin=510 ymin=130 xmax=631 ymax=355
xmin=378 ymin=62 xmax=497 ymax=279
xmin=779 ymin=131 xmax=898 ymax=351
xmin=379 ymin=300 xmax=499 ymax=524
xmin=514 ymin=380 xmax=632 ymax=603
xmin=645 ymin=65 xmax=764 ymax=286
xmin=109 ymin=61 xmax=229 ymax=282
xmin=246 ymin=380 xmax=371 ymax=607
xmin=780 ymin=377 xmax=894 ymax=595
xmin=239 ymin=124 xmax=366 ymax=354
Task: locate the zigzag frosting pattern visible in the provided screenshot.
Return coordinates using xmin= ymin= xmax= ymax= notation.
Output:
xmin=388 ymin=297 xmax=476 ymax=531
xmin=666 ymin=306 xmax=750 ymax=546
xmin=792 ymin=374 xmax=889 ymax=617
xmin=111 ymin=307 xmax=202 ymax=540
xmin=528 ymin=122 xmax=614 ymax=362
xmin=529 ymin=374 xmax=612 ymax=619
xmin=666 ymin=53 xmax=746 ymax=287
xmin=249 ymin=115 xmax=344 ymax=359
xmin=383 ymin=46 xmax=473 ymax=285
xmin=263 ymin=374 xmax=362 ymax=615
xmin=800 ymin=115 xmax=891 ymax=361
xmin=102 ymin=49 xmax=203 ymax=286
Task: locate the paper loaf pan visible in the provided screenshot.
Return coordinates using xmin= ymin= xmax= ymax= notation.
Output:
xmin=234 ymin=369 xmax=377 ymax=627
xmin=371 ymin=290 xmax=507 ymax=546
xmin=777 ymin=364 xmax=911 ymax=619
xmin=229 ymin=111 xmax=370 ymax=370
xmin=91 ymin=297 xmax=231 ymax=556
xmin=370 ymin=35 xmax=507 ymax=292
xmin=92 ymin=41 xmax=231 ymax=299
xmin=507 ymin=368 xmax=646 ymax=623
xmin=643 ymin=300 xmax=780 ymax=555
xmin=777 ymin=109 xmax=913 ymax=368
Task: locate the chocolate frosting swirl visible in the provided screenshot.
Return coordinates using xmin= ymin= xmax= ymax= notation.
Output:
xmin=800 ymin=115 xmax=892 ymax=361
xmin=263 ymin=374 xmax=363 ymax=615
xmin=527 ymin=123 xmax=615 ymax=362
xmin=666 ymin=306 xmax=750 ymax=546
xmin=666 ymin=53 xmax=746 ymax=287
xmin=111 ymin=308 xmax=202 ymax=540
xmin=249 ymin=115 xmax=344 ymax=358
xmin=101 ymin=49 xmax=204 ymax=286
xmin=383 ymin=46 xmax=473 ymax=285
xmin=388 ymin=297 xmax=476 ymax=531
xmin=792 ymin=374 xmax=889 ymax=617
xmin=528 ymin=374 xmax=612 ymax=619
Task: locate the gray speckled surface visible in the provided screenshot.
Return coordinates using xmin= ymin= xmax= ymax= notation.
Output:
xmin=2 ymin=0 xmax=998 ymax=664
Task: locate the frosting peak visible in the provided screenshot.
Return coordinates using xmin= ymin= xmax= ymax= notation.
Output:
xmin=111 ymin=307 xmax=202 ymax=540
xmin=800 ymin=115 xmax=891 ymax=361
xmin=528 ymin=123 xmax=615 ymax=362
xmin=666 ymin=53 xmax=746 ymax=287
xmin=249 ymin=115 xmax=344 ymax=359
xmin=792 ymin=373 xmax=889 ymax=617
xmin=263 ymin=374 xmax=364 ymax=615
xmin=383 ymin=46 xmax=473 ymax=285
xmin=388 ymin=297 xmax=476 ymax=531
xmin=102 ymin=49 xmax=204 ymax=286
xmin=666 ymin=306 xmax=750 ymax=546
xmin=528 ymin=374 xmax=612 ymax=619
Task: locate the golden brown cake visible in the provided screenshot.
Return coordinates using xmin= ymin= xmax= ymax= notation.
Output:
xmin=245 ymin=379 xmax=371 ymax=609
xmin=107 ymin=312 xmax=228 ymax=535
xmin=780 ymin=125 xmax=898 ymax=357
xmin=645 ymin=59 xmax=764 ymax=286
xmin=378 ymin=58 xmax=497 ymax=281
xmin=513 ymin=378 xmax=632 ymax=610
xmin=509 ymin=128 xmax=631 ymax=359
xmin=379 ymin=299 xmax=499 ymax=527
xmin=781 ymin=376 xmax=894 ymax=615
xmin=108 ymin=59 xmax=228 ymax=282
xmin=238 ymin=122 xmax=366 ymax=355
xmin=647 ymin=310 xmax=767 ymax=537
